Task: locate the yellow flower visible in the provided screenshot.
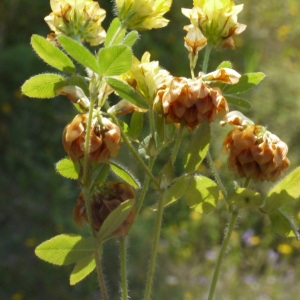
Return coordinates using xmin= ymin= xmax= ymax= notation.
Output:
xmin=182 ymin=0 xmax=246 ymax=47
xmin=115 ymin=0 xmax=172 ymax=30
xmin=45 ymin=0 xmax=106 ymax=46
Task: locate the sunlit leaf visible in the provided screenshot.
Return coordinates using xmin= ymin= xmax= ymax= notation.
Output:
xmin=21 ymin=73 xmax=66 ymax=98
xmin=70 ymin=254 xmax=96 ymax=285
xmin=185 ymin=175 xmax=218 ymax=214
xmin=110 ymin=161 xmax=140 ymax=189
xmin=217 ymin=61 xmax=232 ymax=69
xmin=55 ymin=158 xmax=79 ymax=180
xmin=97 ymin=200 xmax=135 ymax=242
xmin=184 ymin=121 xmax=210 ymax=173
xmin=31 ymin=34 xmax=75 ymax=74
xmin=129 ymin=111 xmax=144 ymax=140
xmin=223 ymin=72 xmax=265 ymax=94
xmin=35 ymin=234 xmax=94 ymax=266
xmin=224 ymin=95 xmax=251 ymax=109
xmin=58 ymin=35 xmax=99 ymax=73
xmin=263 ymin=167 xmax=300 ymax=212
xmin=98 ymin=45 xmax=132 ymax=76
xmin=122 ymin=31 xmax=139 ymax=47
xmin=227 ymin=188 xmax=263 ymax=209
xmin=105 ymin=77 xmax=148 ymax=109
xmin=164 ymin=175 xmax=190 ymax=207
xmin=104 ymin=18 xmax=126 ymax=47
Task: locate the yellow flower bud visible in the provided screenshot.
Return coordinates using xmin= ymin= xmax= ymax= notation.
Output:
xmin=45 ymin=0 xmax=106 ymax=46
xmin=115 ymin=0 xmax=172 ymax=30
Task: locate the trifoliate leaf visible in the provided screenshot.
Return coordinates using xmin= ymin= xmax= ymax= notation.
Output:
xmin=104 ymin=18 xmax=126 ymax=47
xmin=185 ymin=175 xmax=218 ymax=214
xmin=263 ymin=167 xmax=300 ymax=213
xmin=21 ymin=73 xmax=66 ymax=98
xmin=223 ymin=72 xmax=265 ymax=94
xmin=184 ymin=121 xmax=211 ymax=174
xmin=55 ymin=158 xmax=79 ymax=180
xmin=98 ymin=45 xmax=132 ymax=76
xmin=97 ymin=200 xmax=135 ymax=242
xmin=31 ymin=34 xmax=75 ymax=74
xmin=227 ymin=188 xmax=263 ymax=209
xmin=105 ymin=77 xmax=148 ymax=109
xmin=35 ymin=234 xmax=94 ymax=266
xmin=70 ymin=254 xmax=96 ymax=285
xmin=58 ymin=36 xmax=99 ymax=73
xmin=110 ymin=161 xmax=140 ymax=189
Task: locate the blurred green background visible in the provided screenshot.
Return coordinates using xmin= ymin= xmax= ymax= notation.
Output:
xmin=1 ymin=0 xmax=300 ymax=299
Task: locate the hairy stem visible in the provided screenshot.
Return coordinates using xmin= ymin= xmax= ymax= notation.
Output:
xmin=120 ymin=237 xmax=128 ymax=300
xmin=202 ymin=44 xmax=212 ymax=73
xmin=208 ymin=208 xmax=239 ymax=300
xmin=144 ymin=189 xmax=167 ymax=300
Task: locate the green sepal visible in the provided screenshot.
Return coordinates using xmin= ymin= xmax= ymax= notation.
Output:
xmin=262 ymin=167 xmax=300 ymax=213
xmin=122 ymin=31 xmax=139 ymax=47
xmin=223 ymin=72 xmax=265 ymax=94
xmin=21 ymin=73 xmax=66 ymax=98
xmin=105 ymin=77 xmax=149 ymax=109
xmin=58 ymin=36 xmax=99 ymax=73
xmin=184 ymin=121 xmax=211 ymax=174
xmin=225 ymin=95 xmax=251 ymax=109
xmin=217 ymin=61 xmax=232 ymax=69
xmin=97 ymin=199 xmax=135 ymax=242
xmin=31 ymin=34 xmax=75 ymax=74
xmin=185 ymin=175 xmax=218 ymax=214
xmin=110 ymin=161 xmax=140 ymax=189
xmin=55 ymin=158 xmax=79 ymax=180
xmin=104 ymin=18 xmax=126 ymax=47
xmin=35 ymin=234 xmax=94 ymax=266
xmin=227 ymin=188 xmax=263 ymax=209
xmin=70 ymin=254 xmax=96 ymax=285
xmin=269 ymin=208 xmax=300 ymax=239
xmin=164 ymin=175 xmax=190 ymax=207
xmin=129 ymin=111 xmax=144 ymax=140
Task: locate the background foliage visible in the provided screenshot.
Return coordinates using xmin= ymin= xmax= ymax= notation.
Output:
xmin=1 ymin=0 xmax=300 ymax=299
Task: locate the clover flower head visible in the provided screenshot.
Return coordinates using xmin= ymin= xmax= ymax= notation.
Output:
xmin=182 ymin=0 xmax=246 ymax=48
xmin=115 ymin=0 xmax=172 ymax=30
xmin=222 ymin=112 xmax=290 ymax=181
xmin=45 ymin=0 xmax=106 ymax=46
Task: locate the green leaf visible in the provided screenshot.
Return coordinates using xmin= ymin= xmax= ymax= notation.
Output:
xmin=35 ymin=234 xmax=94 ymax=266
xmin=185 ymin=175 xmax=218 ymax=214
xmin=70 ymin=254 xmax=96 ymax=285
xmin=157 ymin=160 xmax=174 ymax=189
xmin=263 ymin=167 xmax=300 ymax=212
xmin=106 ymin=77 xmax=149 ymax=109
xmin=97 ymin=199 xmax=135 ymax=242
xmin=91 ymin=163 xmax=110 ymax=187
xmin=110 ymin=161 xmax=140 ymax=189
xmin=104 ymin=18 xmax=126 ymax=47
xmin=122 ymin=31 xmax=139 ymax=47
xmin=227 ymin=188 xmax=263 ymax=209
xmin=184 ymin=121 xmax=211 ymax=173
xmin=21 ymin=73 xmax=66 ymax=98
xmin=99 ymin=45 xmax=132 ymax=76
xmin=217 ymin=61 xmax=232 ymax=69
xmin=269 ymin=208 xmax=300 ymax=239
xmin=164 ymin=175 xmax=190 ymax=207
xmin=55 ymin=158 xmax=79 ymax=180
xmin=31 ymin=34 xmax=75 ymax=74
xmin=58 ymin=35 xmax=99 ymax=73
xmin=223 ymin=72 xmax=265 ymax=94
xmin=225 ymin=95 xmax=251 ymax=109
xmin=129 ymin=111 xmax=144 ymax=140
xmin=67 ymin=75 xmax=89 ymax=97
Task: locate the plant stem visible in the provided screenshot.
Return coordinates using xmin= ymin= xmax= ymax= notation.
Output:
xmin=171 ymin=121 xmax=185 ymax=165
xmin=207 ymin=208 xmax=239 ymax=300
xmin=144 ymin=189 xmax=167 ymax=300
xmin=120 ymin=237 xmax=128 ymax=300
xmin=202 ymin=44 xmax=212 ymax=73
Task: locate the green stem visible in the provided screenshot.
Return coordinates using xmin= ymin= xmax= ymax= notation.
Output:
xmin=206 ymin=150 xmax=227 ymax=198
xmin=202 ymin=44 xmax=212 ymax=73
xmin=144 ymin=189 xmax=167 ymax=300
xmin=171 ymin=121 xmax=185 ymax=165
xmin=208 ymin=208 xmax=239 ymax=300
xmin=120 ymin=237 xmax=128 ymax=300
